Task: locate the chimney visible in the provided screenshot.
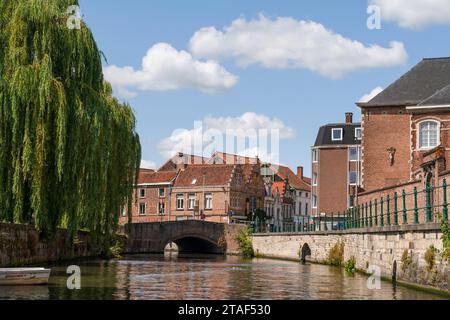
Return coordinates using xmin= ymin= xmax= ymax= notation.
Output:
xmin=297 ymin=166 xmax=303 ymax=179
xmin=345 ymin=112 xmax=353 ymax=124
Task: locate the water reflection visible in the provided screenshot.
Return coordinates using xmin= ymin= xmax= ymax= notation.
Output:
xmin=0 ymin=254 xmax=445 ymax=300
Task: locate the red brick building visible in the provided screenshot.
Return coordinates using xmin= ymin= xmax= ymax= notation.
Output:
xmin=356 ymin=57 xmax=450 ymax=222
xmin=311 ymin=113 xmax=362 ymax=217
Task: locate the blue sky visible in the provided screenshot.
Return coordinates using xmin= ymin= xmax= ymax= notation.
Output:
xmin=78 ymin=0 xmax=450 ymax=176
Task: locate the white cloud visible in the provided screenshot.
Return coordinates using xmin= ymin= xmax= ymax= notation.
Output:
xmin=140 ymin=160 xmax=156 ymax=169
xmin=104 ymin=42 xmax=238 ymax=98
xmin=370 ymin=0 xmax=450 ymax=29
xmin=158 ymin=112 xmax=295 ymax=163
xmin=188 ymin=15 xmax=408 ymax=78
xmin=359 ymin=86 xmax=384 ymax=103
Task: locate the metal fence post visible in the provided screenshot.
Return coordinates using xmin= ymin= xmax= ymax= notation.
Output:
xmin=414 ymin=187 xmax=419 ymax=224
xmin=374 ymin=199 xmax=378 ymax=226
xmin=402 ymin=190 xmax=407 ymax=224
xmin=369 ymin=200 xmax=373 ymax=228
xmin=394 ymin=192 xmax=398 ymax=226
xmin=443 ymin=179 xmax=448 ymax=221
xmin=386 ymin=194 xmax=391 ymax=226
xmin=337 ymin=211 xmax=340 ymax=230
xmin=331 ymin=212 xmax=334 ymax=231
xmin=365 ymin=203 xmax=369 ymax=227
xmin=380 ymin=196 xmax=384 ymax=227
xmin=426 ymin=183 xmax=432 ymax=223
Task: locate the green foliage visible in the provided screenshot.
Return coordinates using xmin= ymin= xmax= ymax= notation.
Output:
xmin=108 ymin=235 xmax=125 ymax=259
xmin=344 ymin=256 xmax=356 ymax=274
xmin=327 ymin=241 xmax=344 ymax=266
xmin=253 ymin=209 xmax=267 ymax=222
xmin=0 ymin=0 xmax=141 ymax=250
xmin=235 ymin=226 xmax=254 ymax=258
xmin=441 ymin=219 xmax=450 ymax=260
xmin=401 ymin=249 xmax=413 ymax=273
xmin=424 ymin=245 xmax=437 ymax=272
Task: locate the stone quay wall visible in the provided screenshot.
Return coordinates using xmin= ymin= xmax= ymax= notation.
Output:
xmin=0 ymin=223 xmax=100 ymax=267
xmin=252 ymin=224 xmax=449 ymax=293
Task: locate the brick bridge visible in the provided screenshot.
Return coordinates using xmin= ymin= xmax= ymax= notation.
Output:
xmin=123 ymin=220 xmax=243 ymax=254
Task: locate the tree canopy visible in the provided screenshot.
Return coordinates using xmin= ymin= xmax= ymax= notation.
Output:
xmin=0 ymin=0 xmax=141 ymax=247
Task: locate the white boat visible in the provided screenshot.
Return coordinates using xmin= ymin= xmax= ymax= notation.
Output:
xmin=0 ymin=268 xmax=51 ymax=285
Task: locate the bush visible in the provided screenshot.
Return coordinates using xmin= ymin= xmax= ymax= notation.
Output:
xmin=327 ymin=241 xmax=344 ymax=266
xmin=344 ymin=256 xmax=356 ymax=274
xmin=424 ymin=245 xmax=437 ymax=272
xmin=235 ymin=226 xmax=254 ymax=258
xmin=441 ymin=219 xmax=450 ymax=260
xmin=401 ymin=250 xmax=413 ymax=273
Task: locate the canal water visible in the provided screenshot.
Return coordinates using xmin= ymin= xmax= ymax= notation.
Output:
xmin=0 ymin=254 xmax=446 ymax=300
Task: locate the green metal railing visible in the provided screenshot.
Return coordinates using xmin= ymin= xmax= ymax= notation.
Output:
xmin=252 ymin=179 xmax=449 ymax=234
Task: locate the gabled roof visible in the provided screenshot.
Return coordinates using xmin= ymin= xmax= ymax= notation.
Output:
xmin=418 ymin=84 xmax=450 ymax=106
xmin=173 ymin=164 xmax=235 ymax=188
xmin=158 ymin=152 xmax=207 ymax=171
xmin=208 ymin=152 xmax=260 ymax=165
xmin=357 ymin=57 xmax=450 ymax=108
xmin=275 ymin=165 xmax=311 ymax=192
xmin=138 ymin=170 xmax=177 ymax=185
xmin=314 ymin=123 xmax=361 ymax=147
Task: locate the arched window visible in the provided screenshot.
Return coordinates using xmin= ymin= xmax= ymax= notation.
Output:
xmin=418 ymin=120 xmax=440 ymax=149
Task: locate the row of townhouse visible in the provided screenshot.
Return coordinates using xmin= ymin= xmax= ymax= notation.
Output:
xmin=311 ymin=57 xmax=450 ymax=225
xmin=119 ymin=152 xmax=311 ymax=226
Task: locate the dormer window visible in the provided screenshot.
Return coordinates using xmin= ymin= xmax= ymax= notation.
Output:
xmin=355 ymin=128 xmax=362 ymax=140
xmin=331 ymin=128 xmax=343 ymax=141
xmin=418 ymin=120 xmax=439 ymax=150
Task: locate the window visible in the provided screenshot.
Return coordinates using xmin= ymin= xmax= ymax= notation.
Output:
xmin=419 ymin=120 xmax=439 ymax=149
xmin=312 ymin=149 xmax=318 ymax=162
xmin=355 ymin=128 xmax=362 ymax=140
xmin=349 ymin=195 xmax=355 ymax=208
xmin=188 ymin=193 xmax=196 ymax=210
xmin=349 ymin=147 xmax=359 ymax=161
xmin=349 ymin=171 xmax=358 ymax=185
xmin=312 ymin=173 xmax=318 ymax=186
xmin=121 ymin=207 xmax=127 ymax=217
xmin=159 ymin=188 xmax=165 ymax=198
xmin=331 ymin=128 xmax=343 ymax=141
xmin=139 ymin=203 xmax=146 ymax=215
xmin=305 ymin=203 xmax=308 ymax=214
xmin=312 ymin=195 xmax=317 ymax=208
xmin=204 ymin=193 xmax=213 ymax=210
xmin=158 ymin=202 xmax=165 ymax=215
xmin=139 ymin=188 xmax=146 ymax=198
xmin=176 ymin=194 xmax=184 ymax=210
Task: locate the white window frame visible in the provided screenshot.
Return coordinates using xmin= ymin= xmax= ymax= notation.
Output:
xmin=417 ymin=120 xmax=440 ymax=150
xmin=349 ymin=146 xmax=359 ymax=162
xmin=355 ymin=127 xmax=362 ymax=140
xmin=158 ymin=202 xmax=165 ymax=215
xmin=139 ymin=203 xmax=146 ymax=215
xmin=159 ymin=188 xmax=165 ymax=198
xmin=188 ymin=193 xmax=196 ymax=210
xmin=331 ymin=128 xmax=343 ymax=141
xmin=139 ymin=188 xmax=146 ymax=198
xmin=312 ymin=195 xmax=317 ymax=208
xmin=176 ymin=194 xmax=184 ymax=210
xmin=204 ymin=193 xmax=213 ymax=210
xmin=349 ymin=171 xmax=359 ymax=186
xmin=312 ymin=149 xmax=318 ymax=163
xmin=312 ymin=173 xmax=318 ymax=186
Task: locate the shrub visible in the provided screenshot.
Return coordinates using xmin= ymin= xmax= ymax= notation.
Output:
xmin=327 ymin=241 xmax=344 ymax=266
xmin=441 ymin=219 xmax=450 ymax=260
xmin=424 ymin=245 xmax=437 ymax=272
xmin=235 ymin=226 xmax=254 ymax=258
xmin=344 ymin=256 xmax=356 ymax=274
xmin=401 ymin=250 xmax=413 ymax=273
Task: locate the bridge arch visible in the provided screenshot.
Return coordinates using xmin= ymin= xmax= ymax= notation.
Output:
xmin=169 ymin=234 xmax=223 ymax=254
xmin=300 ymin=243 xmax=312 ymax=263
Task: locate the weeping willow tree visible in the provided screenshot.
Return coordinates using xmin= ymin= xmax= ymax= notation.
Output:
xmin=0 ymin=0 xmax=141 ymax=250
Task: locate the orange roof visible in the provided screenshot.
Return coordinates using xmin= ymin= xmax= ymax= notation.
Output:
xmin=173 ymin=164 xmax=235 ymax=188
xmin=138 ymin=170 xmax=177 ymax=184
xmin=209 ymin=152 xmax=260 ymax=165
xmin=273 ymin=165 xmax=311 ymax=192
xmin=158 ymin=153 xmax=207 ymax=171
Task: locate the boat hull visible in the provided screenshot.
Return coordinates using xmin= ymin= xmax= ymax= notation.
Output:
xmin=0 ymin=268 xmax=51 ymax=286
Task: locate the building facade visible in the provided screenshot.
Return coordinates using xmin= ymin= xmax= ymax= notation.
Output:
xmin=355 ymin=57 xmax=450 ymax=221
xmin=311 ymin=113 xmax=362 ymax=218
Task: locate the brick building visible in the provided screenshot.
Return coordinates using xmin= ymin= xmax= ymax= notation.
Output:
xmin=355 ymin=57 xmax=450 ymax=221
xmin=311 ymin=113 xmax=362 ymax=218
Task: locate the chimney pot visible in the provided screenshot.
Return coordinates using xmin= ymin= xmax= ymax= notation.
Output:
xmin=345 ymin=112 xmax=353 ymax=124
xmin=297 ymin=166 xmax=304 ymax=179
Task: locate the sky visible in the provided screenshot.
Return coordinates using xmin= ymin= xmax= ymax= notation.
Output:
xmin=78 ymin=0 xmax=450 ymax=176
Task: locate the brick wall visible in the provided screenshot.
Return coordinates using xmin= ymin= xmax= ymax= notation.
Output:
xmin=361 ymin=108 xmax=411 ymax=191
